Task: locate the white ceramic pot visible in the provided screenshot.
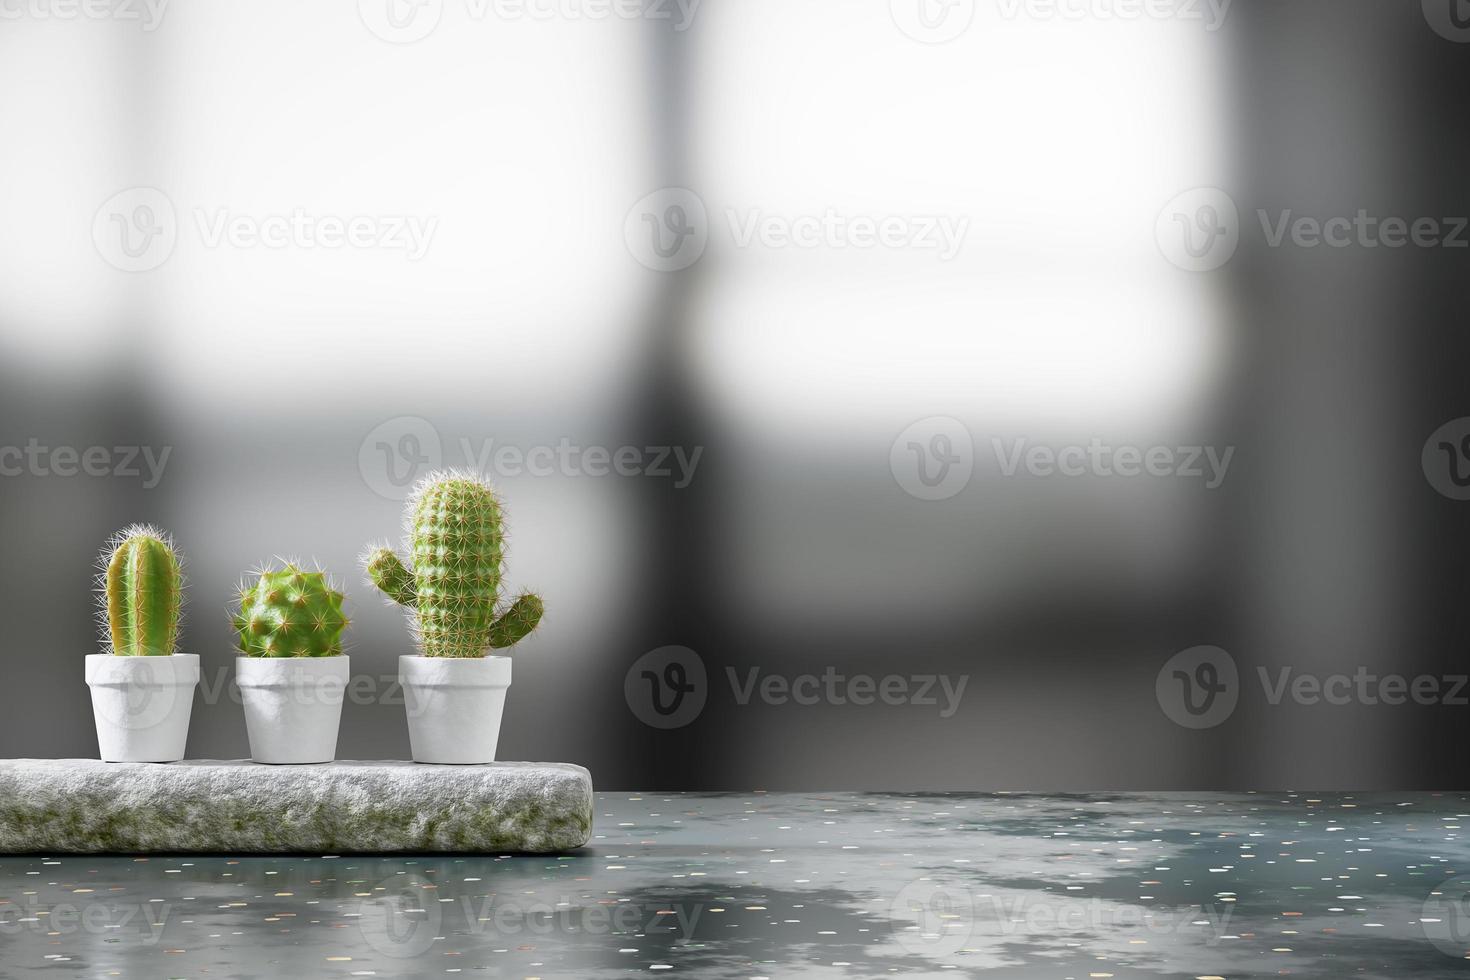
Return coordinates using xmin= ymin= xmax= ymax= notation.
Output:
xmin=85 ymin=654 xmax=199 ymax=763
xmin=399 ymin=656 xmax=511 ymax=764
xmin=236 ymin=656 xmax=350 ymax=764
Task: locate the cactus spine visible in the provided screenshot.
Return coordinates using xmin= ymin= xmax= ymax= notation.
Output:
xmin=366 ymin=470 xmax=543 ymax=657
xmin=233 ymin=563 xmax=348 ymax=658
xmin=100 ymin=525 xmax=183 ymax=657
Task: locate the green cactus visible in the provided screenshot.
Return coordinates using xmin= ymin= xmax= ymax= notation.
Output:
xmin=365 ymin=470 xmax=543 ymax=657
xmin=100 ymin=525 xmax=184 ymax=657
xmin=233 ymin=562 xmax=348 ymax=658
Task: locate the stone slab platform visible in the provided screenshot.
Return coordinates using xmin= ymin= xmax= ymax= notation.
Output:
xmin=0 ymin=759 xmax=592 ymax=854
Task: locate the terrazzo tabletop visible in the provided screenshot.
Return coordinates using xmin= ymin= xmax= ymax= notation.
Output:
xmin=3 ymin=791 xmax=1469 ymax=978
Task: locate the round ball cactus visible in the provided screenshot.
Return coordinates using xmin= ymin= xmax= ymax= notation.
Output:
xmin=99 ymin=525 xmax=184 ymax=657
xmin=365 ymin=470 xmax=543 ymax=657
xmin=233 ymin=562 xmax=348 ymax=658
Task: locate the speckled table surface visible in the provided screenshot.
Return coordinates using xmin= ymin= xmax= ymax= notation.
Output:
xmin=2 ymin=791 xmax=1468 ymax=978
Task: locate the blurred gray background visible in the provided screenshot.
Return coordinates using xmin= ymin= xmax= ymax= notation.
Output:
xmin=1 ymin=0 xmax=1467 ymax=789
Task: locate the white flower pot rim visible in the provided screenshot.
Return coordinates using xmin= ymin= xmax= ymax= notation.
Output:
xmin=399 ymin=655 xmax=511 ymax=687
xmin=236 ymin=655 xmax=350 ymax=682
xmin=85 ymin=652 xmax=200 ymax=683
xmin=237 ymin=655 xmax=349 ymax=679
xmin=237 ymin=654 xmax=349 ymax=661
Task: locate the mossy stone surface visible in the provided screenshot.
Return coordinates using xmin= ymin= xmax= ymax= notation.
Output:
xmin=0 ymin=760 xmax=592 ymax=854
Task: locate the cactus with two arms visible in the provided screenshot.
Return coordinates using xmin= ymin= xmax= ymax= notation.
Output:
xmin=364 ymin=471 xmax=543 ymax=657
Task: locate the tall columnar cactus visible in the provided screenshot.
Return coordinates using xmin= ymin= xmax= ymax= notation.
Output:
xmin=99 ymin=525 xmax=184 ymax=657
xmin=365 ymin=470 xmax=543 ymax=657
xmin=233 ymin=563 xmax=348 ymax=657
